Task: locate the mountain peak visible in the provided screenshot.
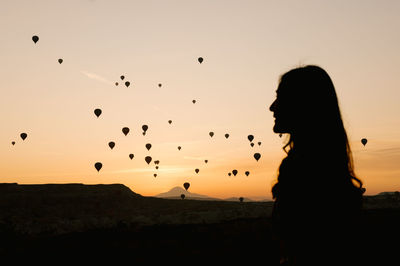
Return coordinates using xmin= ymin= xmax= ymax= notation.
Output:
xmin=155 ymin=186 xmax=219 ymax=200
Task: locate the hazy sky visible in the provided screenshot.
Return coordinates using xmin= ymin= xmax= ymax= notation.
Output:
xmin=1 ymin=0 xmax=399 ymax=198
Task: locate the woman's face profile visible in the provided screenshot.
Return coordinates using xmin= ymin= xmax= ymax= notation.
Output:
xmin=269 ymin=86 xmax=292 ymax=134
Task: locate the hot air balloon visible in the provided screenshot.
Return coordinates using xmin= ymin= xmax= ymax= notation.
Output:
xmin=239 ymin=197 xmax=244 ymax=203
xmin=232 ymin=170 xmax=238 ymax=176
xmin=181 ymin=194 xmax=185 ymax=200
xmin=158 ymin=83 xmax=162 ymax=88
xmin=228 ymin=173 xmax=232 ymax=176
xmin=154 ymin=174 xmax=157 ymax=177
xmin=115 ymin=82 xmax=119 ymax=86
xmin=361 ymin=138 xmax=368 ymax=146
xmin=245 ymin=171 xmax=250 ymax=177
xmin=145 ymin=156 xmax=152 ymax=165
xmin=142 ymin=125 xmax=148 ymax=135
xmin=122 ymin=127 xmax=130 ymax=136
xmin=20 ymin=133 xmax=27 ymax=141
xmin=250 ymin=143 xmax=254 ymax=147
xmin=155 ymin=166 xmax=159 ymax=170
xmin=254 ymin=153 xmax=261 ymax=161
xmin=120 ymin=75 xmax=125 ymax=80
xmin=209 ymin=132 xmax=214 ymax=137
xmin=204 ymin=160 xmax=208 ymax=163
xmin=198 ymin=57 xmax=203 ymax=64
xmin=225 ymin=134 xmax=229 ymax=139
xmin=125 ymin=81 xmax=130 ymax=87
xmin=32 ymin=35 xmax=39 ymax=44
xmin=192 ymin=100 xmax=196 ymax=104
xmin=279 ymin=133 xmax=282 ymax=138
xmin=11 ymin=141 xmax=15 ymax=145
xmin=258 ymin=142 xmax=262 ymax=146
xmin=108 ymin=141 xmax=115 ymax=149
xmin=248 ymin=135 xmax=254 ymax=142
xmin=195 ymin=169 xmax=199 ymax=174
xmin=183 ymin=182 xmax=190 ymax=191
xmin=168 ymin=120 xmax=172 ymax=124
xmin=94 ymin=162 xmax=102 ymax=172
xmin=154 ymin=160 xmax=160 ymax=165
xmin=177 ymin=146 xmax=181 ymax=150
xmin=129 ymin=154 xmax=134 ymax=160
xmin=58 ymin=58 xmax=63 ymax=64
xmin=94 ymin=108 xmax=102 ymax=118
xmin=146 ymin=143 xmax=152 ymax=151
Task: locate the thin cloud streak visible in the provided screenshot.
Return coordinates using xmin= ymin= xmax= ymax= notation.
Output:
xmin=112 ymin=166 xmax=192 ymax=174
xmin=81 ymin=71 xmax=113 ymax=85
xmin=183 ymin=156 xmax=208 ymax=161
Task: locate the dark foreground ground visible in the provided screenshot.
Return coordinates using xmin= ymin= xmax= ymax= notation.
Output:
xmin=1 ymin=183 xmax=399 ymax=264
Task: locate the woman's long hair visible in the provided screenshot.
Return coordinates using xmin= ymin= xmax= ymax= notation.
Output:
xmin=271 ymin=65 xmax=364 ymax=204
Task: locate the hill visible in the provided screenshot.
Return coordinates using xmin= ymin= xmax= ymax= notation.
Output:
xmin=0 ymin=183 xmax=272 ymax=236
xmin=155 ymin=186 xmax=221 ymax=200
xmin=155 ymin=186 xmax=272 ymax=202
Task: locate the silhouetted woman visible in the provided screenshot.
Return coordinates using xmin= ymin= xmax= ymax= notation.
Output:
xmin=269 ymin=65 xmax=364 ymax=265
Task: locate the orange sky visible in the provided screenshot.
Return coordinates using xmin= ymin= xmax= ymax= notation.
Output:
xmin=0 ymin=0 xmax=399 ymax=199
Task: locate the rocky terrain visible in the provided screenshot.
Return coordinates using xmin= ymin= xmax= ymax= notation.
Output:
xmin=0 ymin=183 xmax=399 ymax=264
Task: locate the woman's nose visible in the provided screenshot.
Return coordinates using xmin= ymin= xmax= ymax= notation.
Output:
xmin=269 ymin=99 xmax=276 ymax=112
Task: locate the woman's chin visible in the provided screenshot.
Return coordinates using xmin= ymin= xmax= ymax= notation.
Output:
xmin=273 ymin=124 xmax=288 ymax=134
xmin=273 ymin=125 xmax=282 ymax=133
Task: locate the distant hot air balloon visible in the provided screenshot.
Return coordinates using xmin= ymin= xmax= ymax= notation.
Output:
xmin=122 ymin=127 xmax=130 ymax=136
xmin=198 ymin=57 xmax=203 ymax=64
xmin=239 ymin=197 xmax=244 ymax=203
xmin=168 ymin=120 xmax=172 ymax=124
xmin=58 ymin=58 xmax=63 ymax=64
xmin=195 ymin=169 xmax=199 ymax=174
xmin=145 ymin=143 xmax=152 ymax=151
xmin=154 ymin=160 xmax=160 ymax=165
xmin=177 ymin=146 xmax=181 ymax=150
xmin=94 ymin=162 xmax=102 ymax=172
xmin=32 ymin=35 xmax=39 ymax=44
xmin=245 ymin=171 xmax=250 ymax=177
xmin=279 ymin=133 xmax=282 ymax=138
xmin=115 ymin=82 xmax=119 ymax=86
xmin=248 ymin=135 xmax=254 ymax=142
xmin=258 ymin=142 xmax=261 ymax=146
xmin=232 ymin=170 xmax=238 ymax=176
xmin=225 ymin=134 xmax=229 ymax=139
xmin=228 ymin=173 xmax=232 ymax=176
xmin=142 ymin=125 xmax=148 ymax=135
xmin=192 ymin=100 xmax=196 ymax=104
xmin=204 ymin=160 xmax=208 ymax=163
xmin=158 ymin=83 xmax=162 ymax=88
xmin=108 ymin=141 xmax=115 ymax=149
xmin=154 ymin=174 xmax=157 ymax=178
xmin=209 ymin=132 xmax=214 ymax=138
xmin=94 ymin=108 xmax=102 ymax=118
xmin=11 ymin=141 xmax=15 ymax=145
xmin=125 ymin=81 xmax=130 ymax=87
xmin=120 ymin=75 xmax=125 ymax=80
xmin=181 ymin=194 xmax=185 ymax=200
xmin=361 ymin=138 xmax=368 ymax=146
xmin=129 ymin=154 xmax=134 ymax=160
xmin=155 ymin=166 xmax=159 ymax=170
xmin=183 ymin=182 xmax=190 ymax=191
xmin=20 ymin=133 xmax=27 ymax=141
xmin=250 ymin=143 xmax=254 ymax=147
xmin=145 ymin=156 xmax=152 ymax=165
xmin=254 ymin=153 xmax=261 ymax=161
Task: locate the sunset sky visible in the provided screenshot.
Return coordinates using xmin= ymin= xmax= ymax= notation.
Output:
xmin=1 ymin=0 xmax=399 ymax=199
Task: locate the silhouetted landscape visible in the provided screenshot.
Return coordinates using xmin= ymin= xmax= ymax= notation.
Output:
xmin=1 ymin=183 xmax=399 ymax=264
